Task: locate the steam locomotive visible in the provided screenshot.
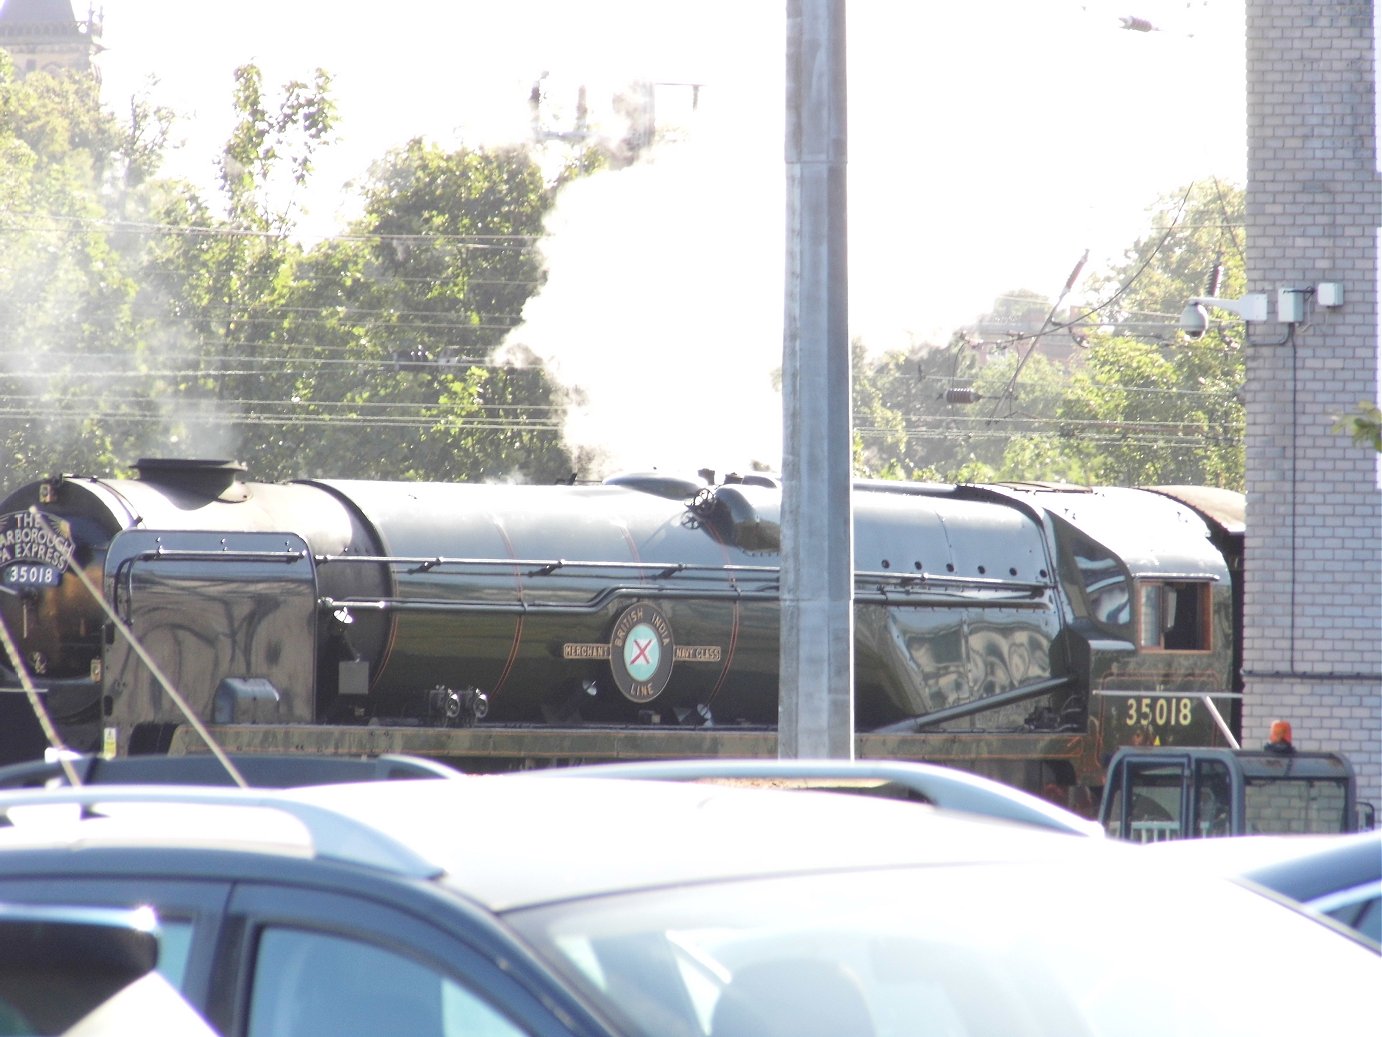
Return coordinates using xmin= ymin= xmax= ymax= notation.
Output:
xmin=0 ymin=459 xmax=1244 ymax=802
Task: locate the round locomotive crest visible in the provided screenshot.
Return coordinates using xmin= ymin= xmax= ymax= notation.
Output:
xmin=609 ymin=602 xmax=675 ymax=703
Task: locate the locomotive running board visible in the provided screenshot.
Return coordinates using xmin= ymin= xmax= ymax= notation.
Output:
xmin=167 ymin=724 xmax=1097 ymax=775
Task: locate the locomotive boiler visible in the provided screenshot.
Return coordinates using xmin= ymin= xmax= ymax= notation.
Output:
xmin=0 ymin=459 xmax=1244 ymax=801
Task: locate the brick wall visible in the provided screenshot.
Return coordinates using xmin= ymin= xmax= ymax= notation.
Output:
xmin=1242 ymin=0 xmax=1381 ymax=809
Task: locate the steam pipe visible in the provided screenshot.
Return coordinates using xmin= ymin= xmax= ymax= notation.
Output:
xmin=872 ymin=676 xmax=1072 ymax=734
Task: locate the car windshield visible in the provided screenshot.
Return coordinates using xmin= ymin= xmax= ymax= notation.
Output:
xmin=507 ymin=861 xmax=1375 ymax=1037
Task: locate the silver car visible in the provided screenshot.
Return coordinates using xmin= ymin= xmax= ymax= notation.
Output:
xmin=0 ymin=775 xmax=1374 ymax=1036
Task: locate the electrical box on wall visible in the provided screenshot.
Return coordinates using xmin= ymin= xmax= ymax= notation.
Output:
xmin=1317 ymin=282 xmax=1344 ymax=307
xmin=1277 ymin=288 xmax=1305 ymax=323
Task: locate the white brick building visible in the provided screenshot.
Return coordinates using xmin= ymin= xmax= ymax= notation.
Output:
xmin=1242 ymin=0 xmax=1381 ymax=808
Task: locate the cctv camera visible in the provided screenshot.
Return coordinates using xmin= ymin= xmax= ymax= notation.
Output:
xmin=1180 ymin=302 xmax=1209 ymax=339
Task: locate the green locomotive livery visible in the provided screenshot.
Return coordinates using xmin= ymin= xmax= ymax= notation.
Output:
xmin=0 ymin=460 xmax=1243 ymax=811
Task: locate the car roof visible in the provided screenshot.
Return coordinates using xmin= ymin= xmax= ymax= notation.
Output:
xmin=0 ymin=776 xmax=1126 ymax=911
xmin=291 ymin=776 xmax=1115 ymax=910
xmin=1140 ymin=831 xmax=1381 ymax=948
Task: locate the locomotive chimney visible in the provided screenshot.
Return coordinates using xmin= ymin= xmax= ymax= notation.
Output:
xmin=132 ymin=459 xmax=250 ymax=502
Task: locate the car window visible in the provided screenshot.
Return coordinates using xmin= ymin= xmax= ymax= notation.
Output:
xmin=511 ymin=862 xmax=1380 ymax=1037
xmin=246 ymin=926 xmax=531 ymax=1037
xmin=0 ymin=904 xmax=173 ymax=1037
xmin=1317 ymin=889 xmax=1382 ymax=946
xmin=0 ymin=876 xmax=223 ymax=1004
xmin=152 ymin=917 xmax=194 ymax=989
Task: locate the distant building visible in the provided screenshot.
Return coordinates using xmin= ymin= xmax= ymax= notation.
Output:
xmin=0 ymin=0 xmax=101 ymax=79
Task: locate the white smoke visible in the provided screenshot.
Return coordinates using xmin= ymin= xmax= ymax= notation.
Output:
xmin=496 ymin=2 xmax=1248 ymax=481
xmin=91 ymin=0 xmax=1248 ymax=482
xmin=503 ymin=78 xmax=787 ymax=481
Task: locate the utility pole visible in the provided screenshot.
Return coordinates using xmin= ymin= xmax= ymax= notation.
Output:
xmin=779 ymin=0 xmax=853 ymax=758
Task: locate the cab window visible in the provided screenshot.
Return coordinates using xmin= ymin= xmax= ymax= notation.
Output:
xmin=1244 ymin=777 xmax=1352 ymax=835
xmin=1051 ymin=516 xmax=1132 ymax=638
xmin=1105 ymin=761 xmax=1186 ymax=842
xmin=1136 ymin=581 xmax=1211 ymax=651
xmin=1192 ymin=759 xmax=1233 ymax=837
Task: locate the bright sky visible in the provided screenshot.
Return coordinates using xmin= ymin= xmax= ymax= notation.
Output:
xmin=93 ymin=0 xmax=1247 ymax=477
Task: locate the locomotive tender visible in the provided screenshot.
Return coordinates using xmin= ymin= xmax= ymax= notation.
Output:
xmin=0 ymin=459 xmax=1244 ymax=807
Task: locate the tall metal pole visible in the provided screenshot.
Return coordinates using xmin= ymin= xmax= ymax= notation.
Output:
xmin=780 ymin=0 xmax=853 ymax=758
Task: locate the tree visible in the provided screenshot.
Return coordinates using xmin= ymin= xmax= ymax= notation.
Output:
xmin=854 ymin=332 xmax=1010 ymax=480
xmin=855 ymin=181 xmax=1248 ymax=489
xmin=283 ymin=140 xmax=577 ymax=482
xmin=0 ymin=55 xmax=598 ymax=490
xmin=0 ymin=58 xmax=150 ymax=484
xmin=1335 ymin=402 xmax=1382 ymax=453
xmin=854 ymin=312 xmax=1077 ymax=483
xmin=219 ymin=64 xmax=336 ymax=232
xmin=133 ymin=64 xmax=337 ymax=471
xmin=1054 ymin=181 xmax=1247 ymax=488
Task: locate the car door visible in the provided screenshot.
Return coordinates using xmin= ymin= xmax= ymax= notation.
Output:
xmin=211 ymin=883 xmax=616 ymax=1037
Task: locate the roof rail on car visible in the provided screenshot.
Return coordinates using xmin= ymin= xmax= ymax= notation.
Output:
xmin=542 ymin=758 xmax=1101 ymax=836
xmin=0 ymin=786 xmax=443 ymax=879
xmin=0 ymin=753 xmax=463 ymax=790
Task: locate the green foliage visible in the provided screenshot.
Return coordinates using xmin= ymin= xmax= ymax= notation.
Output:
xmin=0 ymin=65 xmax=150 ymax=483
xmin=221 ymin=64 xmax=336 ymax=230
xmin=304 ymin=140 xmax=573 ymax=482
xmin=1045 ymin=334 xmax=1243 ymax=487
xmin=117 ymin=72 xmax=574 ymax=484
xmin=1335 ymin=402 xmax=1382 ymax=453
xmin=0 ymin=65 xmax=120 ymax=175
xmin=0 ymin=61 xmax=585 ymax=492
xmin=854 ymin=333 xmax=1073 ymax=483
xmin=855 ymin=181 xmax=1247 ymax=490
xmin=123 ymin=61 xmax=333 ymax=477
xmin=1063 ymin=182 xmax=1247 ymax=488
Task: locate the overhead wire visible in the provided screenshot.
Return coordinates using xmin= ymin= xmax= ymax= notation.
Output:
xmin=971 ymin=182 xmax=1205 ymax=423
xmin=0 ymin=396 xmax=1222 ymax=445
xmin=0 ymin=407 xmax=566 ymax=432
xmin=1209 ymin=176 xmax=1247 ymax=270
xmin=0 ymin=209 xmax=1244 ymax=247
xmin=1 ymin=211 xmax=547 ymax=246
xmin=0 ymin=180 xmax=1247 ymax=461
